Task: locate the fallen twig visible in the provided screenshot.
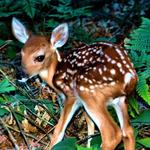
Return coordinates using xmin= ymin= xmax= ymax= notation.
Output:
xmin=8 ymin=105 xmax=31 ymax=150
xmin=0 ymin=118 xmax=20 ymax=150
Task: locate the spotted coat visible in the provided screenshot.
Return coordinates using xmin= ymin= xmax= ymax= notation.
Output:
xmin=53 ymin=42 xmax=137 ymax=97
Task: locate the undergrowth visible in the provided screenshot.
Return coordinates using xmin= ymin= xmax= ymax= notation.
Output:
xmin=0 ymin=0 xmax=150 ymax=150
xmin=124 ymin=17 xmax=150 ymax=106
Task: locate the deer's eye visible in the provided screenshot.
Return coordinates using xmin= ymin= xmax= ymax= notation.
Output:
xmin=35 ymin=55 xmax=45 ymax=62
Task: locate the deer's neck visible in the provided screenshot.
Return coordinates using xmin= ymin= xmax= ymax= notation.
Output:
xmin=39 ymin=52 xmax=60 ymax=93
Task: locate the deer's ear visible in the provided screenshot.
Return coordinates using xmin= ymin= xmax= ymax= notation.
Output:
xmin=12 ymin=17 xmax=29 ymax=43
xmin=50 ymin=23 xmax=68 ymax=48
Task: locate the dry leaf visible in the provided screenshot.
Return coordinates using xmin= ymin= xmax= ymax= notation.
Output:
xmin=22 ymin=119 xmax=37 ymax=133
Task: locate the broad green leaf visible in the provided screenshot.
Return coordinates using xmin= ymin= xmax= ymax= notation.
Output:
xmin=0 ymin=79 xmax=16 ymax=93
xmin=0 ymin=107 xmax=9 ymax=117
xmin=91 ymin=135 xmax=101 ymax=147
xmin=137 ymin=138 xmax=150 ymax=148
xmin=52 ymin=138 xmax=77 ymax=150
xmin=6 ymin=47 xmax=17 ymax=59
xmin=131 ymin=110 xmax=150 ymax=125
xmin=0 ymin=96 xmax=5 ymax=103
xmin=76 ymin=145 xmax=93 ymax=150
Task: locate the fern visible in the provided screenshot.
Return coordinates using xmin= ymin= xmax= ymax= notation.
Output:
xmin=124 ymin=17 xmax=150 ymax=105
xmin=23 ymin=0 xmax=37 ymax=19
xmin=125 ymin=17 xmax=150 ymax=52
xmin=49 ymin=0 xmax=92 ymax=20
xmin=137 ymin=76 xmax=150 ymax=105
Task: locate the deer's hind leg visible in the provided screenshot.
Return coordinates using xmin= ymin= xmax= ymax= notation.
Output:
xmin=78 ymin=92 xmax=122 ymax=150
xmin=112 ymin=96 xmax=135 ymax=150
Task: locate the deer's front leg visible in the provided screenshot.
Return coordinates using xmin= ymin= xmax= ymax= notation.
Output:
xmin=50 ymin=96 xmax=80 ymax=149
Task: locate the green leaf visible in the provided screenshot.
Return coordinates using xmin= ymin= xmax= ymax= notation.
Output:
xmin=0 ymin=39 xmax=5 ymax=46
xmin=52 ymin=138 xmax=77 ymax=150
xmin=136 ymin=75 xmax=150 ymax=105
xmin=94 ymin=37 xmax=116 ymax=43
xmin=23 ymin=0 xmax=37 ymax=19
xmin=137 ymin=138 xmax=150 ymax=148
xmin=128 ymin=97 xmax=139 ymax=117
xmin=46 ymin=19 xmax=59 ymax=28
xmin=0 ymin=79 xmax=16 ymax=93
xmin=91 ymin=135 xmax=101 ymax=146
xmin=0 ymin=107 xmax=9 ymax=117
xmin=0 ymin=11 xmax=20 ymax=17
xmin=124 ymin=17 xmax=150 ymax=106
xmin=131 ymin=110 xmax=150 ymax=125
xmin=76 ymin=145 xmax=93 ymax=150
xmin=6 ymin=46 xmax=17 ymax=59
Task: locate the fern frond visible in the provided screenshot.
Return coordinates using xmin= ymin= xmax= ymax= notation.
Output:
xmin=139 ymin=68 xmax=150 ymax=78
xmin=136 ymin=75 xmax=150 ymax=105
xmin=124 ymin=17 xmax=150 ymax=105
xmin=124 ymin=17 xmax=150 ymax=52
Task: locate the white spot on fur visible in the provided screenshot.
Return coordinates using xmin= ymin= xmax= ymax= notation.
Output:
xmin=99 ymin=84 xmax=103 ymax=88
xmin=56 ymin=80 xmax=62 ymax=85
xmin=124 ymin=72 xmax=133 ymax=85
xmin=79 ymin=86 xmax=85 ymax=91
xmin=96 ymin=50 xmax=101 ymax=54
xmin=126 ymin=64 xmax=130 ymax=68
xmin=99 ymin=68 xmax=102 ymax=74
xmin=101 ymin=59 xmax=105 ymax=63
xmin=97 ymin=57 xmax=101 ymax=62
xmin=110 ymin=81 xmax=116 ymax=86
xmin=86 ymin=52 xmax=89 ymax=56
xmin=110 ymin=69 xmax=116 ymax=75
xmin=93 ymin=67 xmax=97 ymax=70
xmin=103 ymin=66 xmax=107 ymax=71
xmin=67 ymin=68 xmax=74 ymax=75
xmin=111 ymin=60 xmax=116 ymax=64
xmin=80 ymin=75 xmax=84 ymax=79
xmin=103 ymin=76 xmax=107 ymax=81
xmin=108 ymin=77 xmax=113 ymax=81
xmin=117 ymin=62 xmax=122 ymax=68
xmin=123 ymin=60 xmax=126 ymax=64
xmin=85 ymin=88 xmax=89 ymax=92
xmin=107 ymin=57 xmax=111 ymax=62
xmin=88 ymin=80 xmax=93 ymax=84
xmin=90 ymin=85 xmax=94 ymax=89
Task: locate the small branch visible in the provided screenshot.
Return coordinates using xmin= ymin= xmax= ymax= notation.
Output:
xmin=37 ymin=126 xmax=55 ymax=143
xmin=0 ymin=40 xmax=12 ymax=50
xmin=21 ymin=99 xmax=57 ymax=124
xmin=8 ymin=105 xmax=31 ymax=150
xmin=6 ymin=124 xmax=47 ymax=146
xmin=77 ymin=133 xmax=100 ymax=145
xmin=0 ymin=118 xmax=20 ymax=150
xmin=14 ymin=110 xmax=50 ymax=139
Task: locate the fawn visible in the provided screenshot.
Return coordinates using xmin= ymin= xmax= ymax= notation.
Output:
xmin=12 ymin=17 xmax=137 ymax=150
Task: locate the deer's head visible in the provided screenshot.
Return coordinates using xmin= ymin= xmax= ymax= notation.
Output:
xmin=12 ymin=18 xmax=68 ymax=77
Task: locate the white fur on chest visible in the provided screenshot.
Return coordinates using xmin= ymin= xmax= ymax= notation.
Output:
xmin=39 ymin=70 xmax=49 ymax=79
